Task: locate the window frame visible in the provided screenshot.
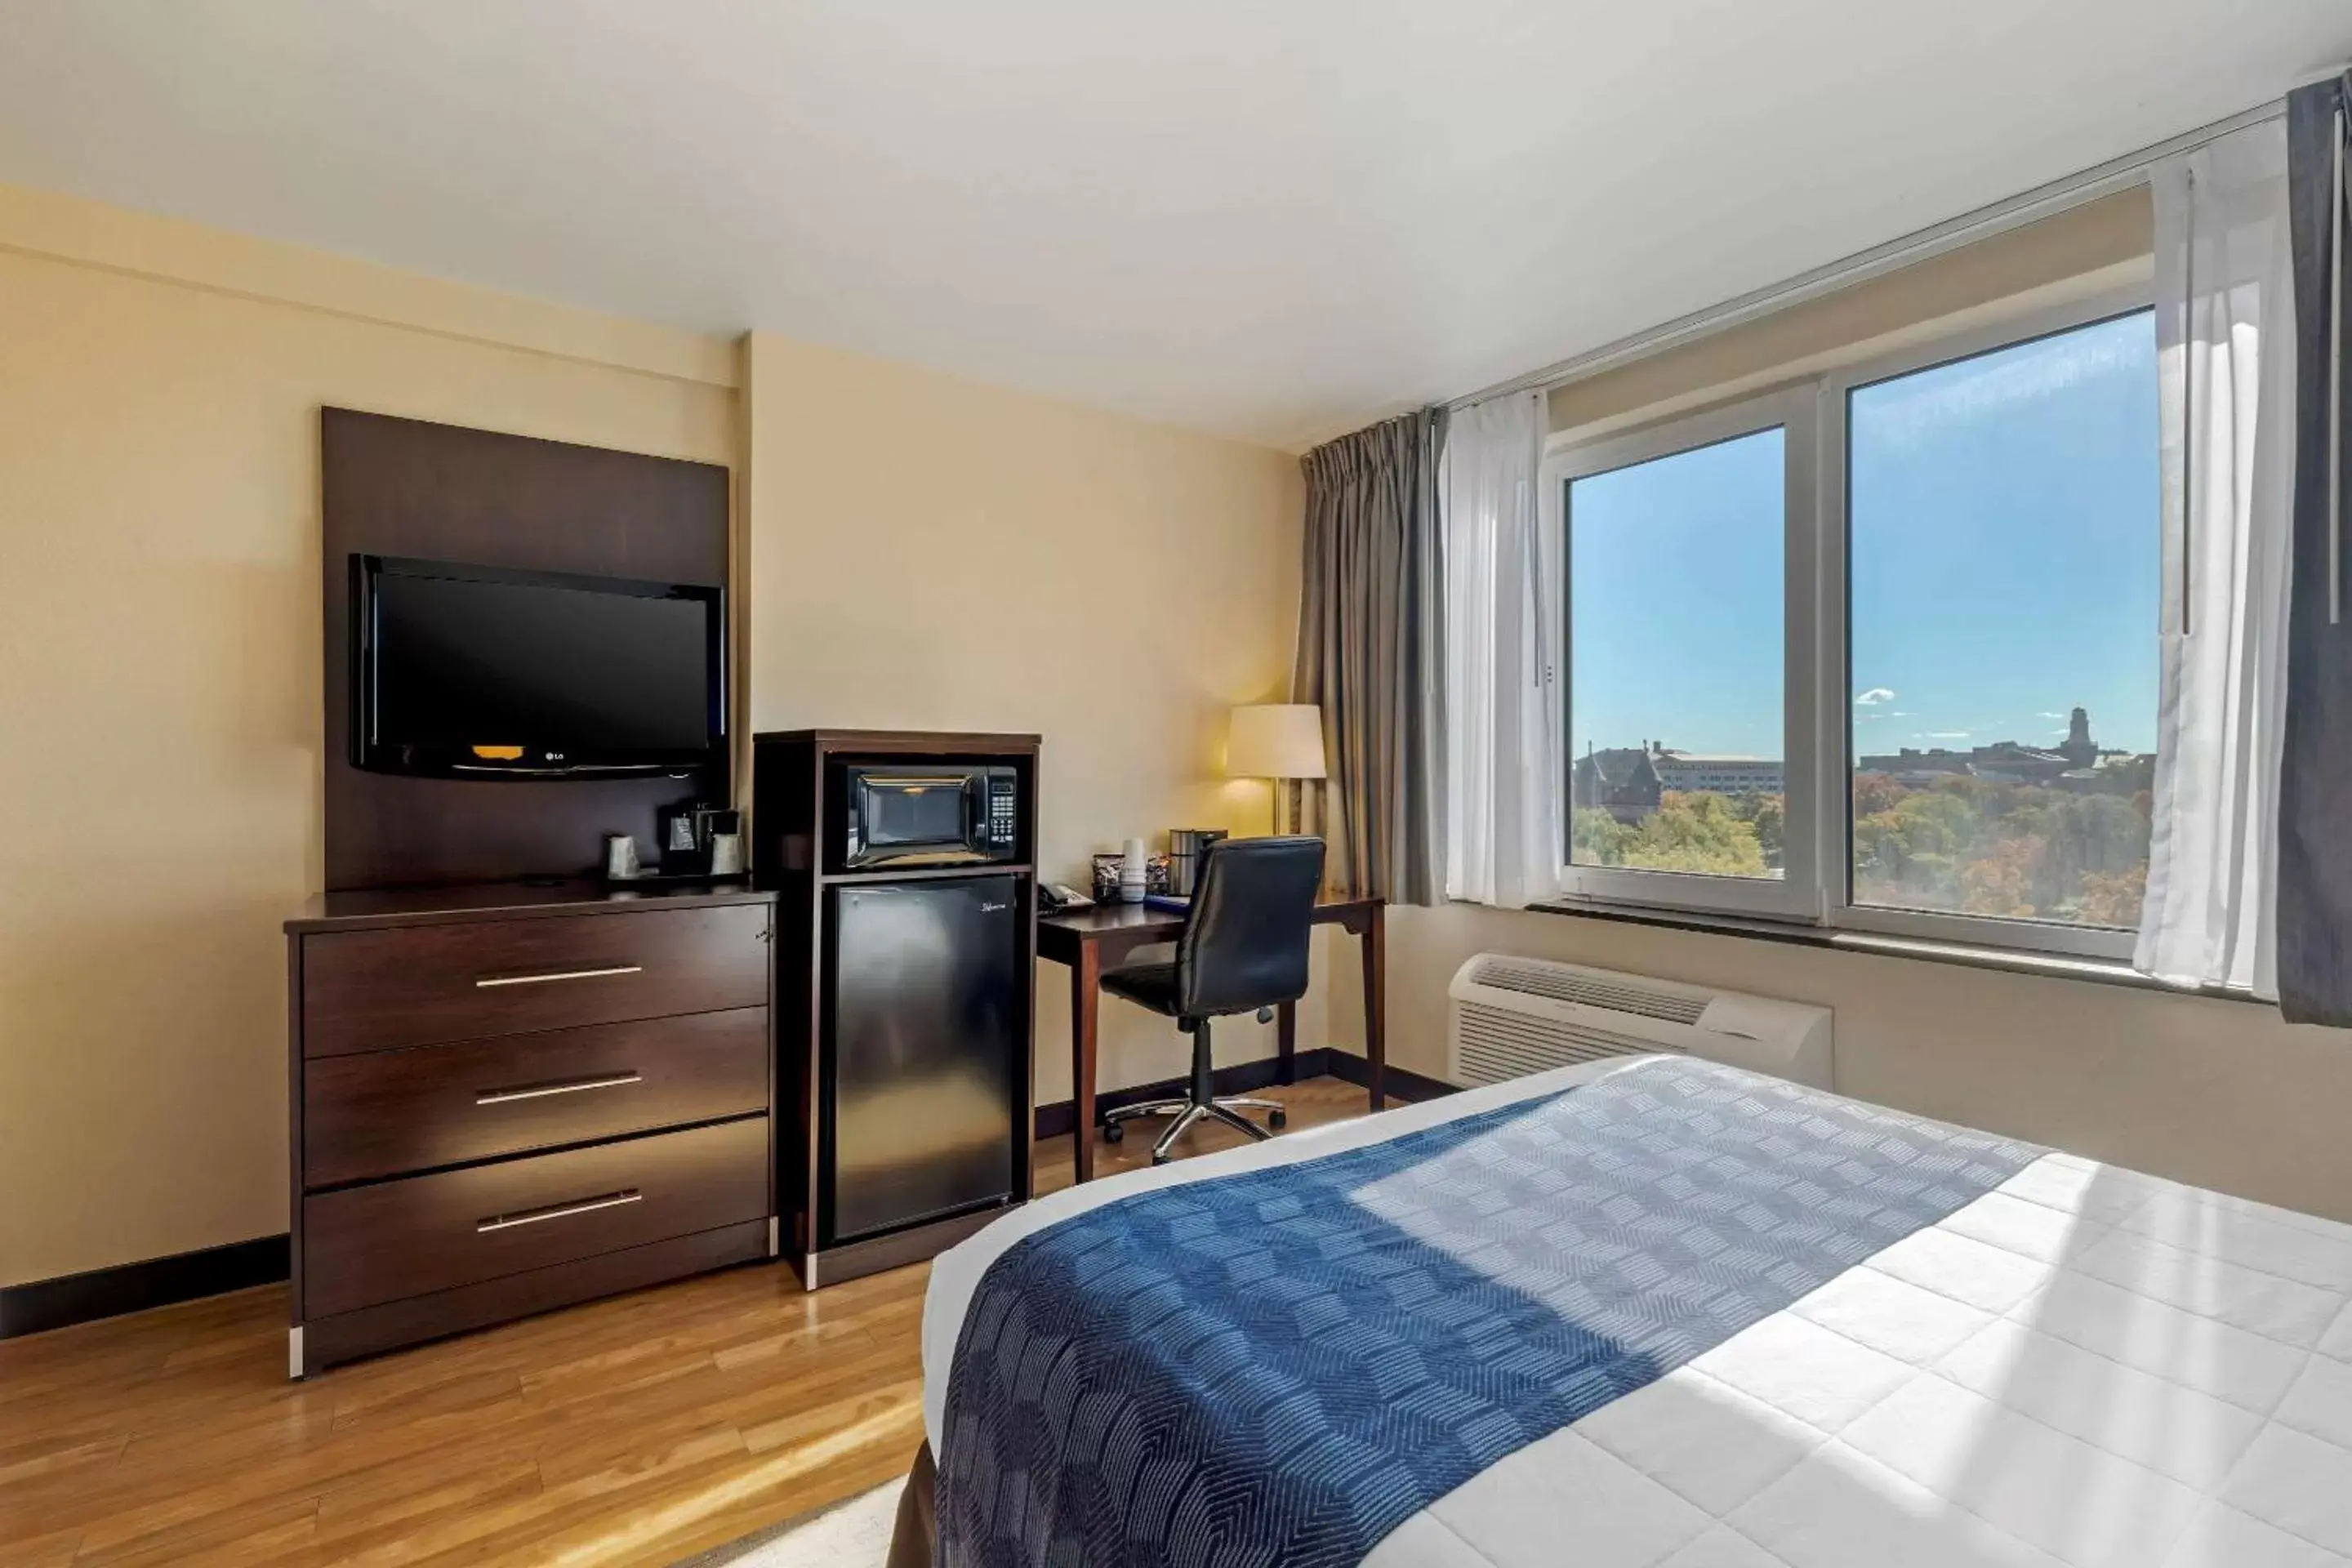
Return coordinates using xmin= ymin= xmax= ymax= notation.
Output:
xmin=1541 ymin=281 xmax=2156 ymax=959
xmin=1821 ymin=285 xmax=2154 ymax=961
xmin=1547 ymin=385 xmax=1822 ymax=921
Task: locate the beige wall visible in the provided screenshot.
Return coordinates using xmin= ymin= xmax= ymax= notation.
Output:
xmin=1549 ymin=187 xmax=2155 ymax=438
xmin=0 ymin=184 xmax=742 ymax=1288
xmin=738 ymin=332 xmax=1311 ymax=1106
xmin=1338 ymin=906 xmax=2352 ymax=1225
xmin=1343 ymin=183 xmax=2352 ymax=1227
xmin=7 ymin=159 xmax=2322 ymax=1301
xmin=0 ymin=188 xmax=1307 ymax=1286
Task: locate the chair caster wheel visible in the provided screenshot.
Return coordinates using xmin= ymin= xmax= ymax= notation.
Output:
xmin=1102 ymin=1121 xmax=1125 ymax=1145
xmin=1268 ymin=1107 xmax=1288 ymax=1130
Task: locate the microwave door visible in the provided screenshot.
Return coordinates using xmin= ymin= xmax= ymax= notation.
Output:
xmin=859 ymin=774 xmax=979 ymax=865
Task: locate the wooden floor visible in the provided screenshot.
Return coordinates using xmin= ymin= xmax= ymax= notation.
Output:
xmin=0 ymin=1077 xmax=1374 ymax=1567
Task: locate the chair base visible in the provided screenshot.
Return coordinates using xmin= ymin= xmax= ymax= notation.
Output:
xmin=1102 ymin=1095 xmax=1287 ymax=1165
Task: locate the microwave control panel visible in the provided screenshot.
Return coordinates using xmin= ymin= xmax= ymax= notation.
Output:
xmin=982 ymin=772 xmax=1020 ymax=853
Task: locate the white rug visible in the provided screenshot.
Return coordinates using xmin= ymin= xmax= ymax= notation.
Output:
xmin=675 ymin=1479 xmax=905 ymax=1567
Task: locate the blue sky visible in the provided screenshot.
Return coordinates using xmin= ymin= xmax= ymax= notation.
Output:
xmin=1568 ymin=310 xmax=2159 ymax=763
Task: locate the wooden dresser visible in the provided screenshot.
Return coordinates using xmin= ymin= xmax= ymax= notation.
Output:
xmin=284 ymin=881 xmax=777 ymax=1375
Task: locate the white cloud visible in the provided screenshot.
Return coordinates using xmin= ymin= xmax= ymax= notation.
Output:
xmin=1856 ymin=688 xmax=1896 ymax=706
xmin=1855 ymin=320 xmax=2145 ymax=453
xmin=2037 ymin=710 xmax=2068 ymax=719
xmin=1918 ymin=730 xmax=1971 ymax=741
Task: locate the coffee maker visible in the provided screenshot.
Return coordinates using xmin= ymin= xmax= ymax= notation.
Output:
xmin=656 ymin=801 xmax=741 ymax=877
xmin=1165 ymin=828 xmax=1227 ymax=896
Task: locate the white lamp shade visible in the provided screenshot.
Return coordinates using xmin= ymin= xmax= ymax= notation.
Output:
xmin=1227 ymin=704 xmax=1326 ymax=779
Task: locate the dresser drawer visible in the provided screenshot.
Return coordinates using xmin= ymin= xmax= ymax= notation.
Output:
xmin=301 ymin=1116 xmax=769 ymax=1318
xmin=301 ymin=904 xmax=770 ymax=1058
xmin=303 ymin=1008 xmax=770 ymax=1188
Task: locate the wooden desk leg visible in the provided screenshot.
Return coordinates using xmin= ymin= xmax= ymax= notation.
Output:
xmin=1276 ymin=1000 xmax=1297 ymax=1085
xmin=1071 ymin=942 xmax=1101 ymax=1183
xmin=1362 ymin=904 xmax=1387 ymax=1111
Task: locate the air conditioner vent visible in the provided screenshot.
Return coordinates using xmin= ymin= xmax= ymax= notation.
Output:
xmin=1469 ymin=957 xmax=1709 ymax=1025
xmin=1454 ymin=1002 xmax=1682 ymax=1085
xmin=1447 ymin=953 xmax=1833 ymax=1091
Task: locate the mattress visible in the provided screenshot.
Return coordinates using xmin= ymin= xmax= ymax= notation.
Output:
xmin=922 ymin=1058 xmax=2352 ymax=1567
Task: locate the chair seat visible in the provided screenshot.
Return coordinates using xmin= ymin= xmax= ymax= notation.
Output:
xmin=1100 ymin=960 xmax=1182 ymax=1017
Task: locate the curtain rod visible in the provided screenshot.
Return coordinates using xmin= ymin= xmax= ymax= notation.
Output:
xmin=1447 ymin=96 xmax=2287 ymax=412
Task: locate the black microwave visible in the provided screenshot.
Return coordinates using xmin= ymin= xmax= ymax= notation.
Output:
xmin=834 ymin=761 xmax=1022 ymax=871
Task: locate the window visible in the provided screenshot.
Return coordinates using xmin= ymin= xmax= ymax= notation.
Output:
xmin=1545 ymin=292 xmax=2156 ymax=956
xmin=1555 ymin=392 xmax=1817 ymax=919
xmin=1844 ymin=312 xmax=2158 ymax=942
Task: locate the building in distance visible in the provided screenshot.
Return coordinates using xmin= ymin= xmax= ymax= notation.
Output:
xmin=1650 ymin=751 xmax=1784 ymax=796
xmin=1570 ymin=745 xmax=1664 ymax=824
xmin=1573 ymin=742 xmax=1782 ymax=824
xmin=1857 ymin=708 xmax=2149 ymax=795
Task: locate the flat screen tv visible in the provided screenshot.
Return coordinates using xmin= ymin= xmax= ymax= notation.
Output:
xmin=350 ymin=555 xmax=724 ymax=779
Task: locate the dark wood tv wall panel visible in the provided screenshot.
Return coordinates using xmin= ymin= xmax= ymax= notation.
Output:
xmin=320 ymin=408 xmax=732 ymax=889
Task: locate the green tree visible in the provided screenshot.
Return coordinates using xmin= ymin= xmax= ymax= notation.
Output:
xmin=1891 ymin=788 xmax=1982 ymax=857
xmin=1571 ymin=808 xmax=1633 ymax=866
xmin=1623 ymin=792 xmax=1766 ymax=877
xmin=1751 ymin=794 xmax=1785 ymax=871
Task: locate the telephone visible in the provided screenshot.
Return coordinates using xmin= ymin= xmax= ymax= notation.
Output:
xmin=1038 ymin=882 xmax=1094 ymax=914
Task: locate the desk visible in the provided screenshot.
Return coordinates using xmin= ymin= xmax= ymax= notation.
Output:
xmin=1037 ymin=897 xmax=1385 ymax=1183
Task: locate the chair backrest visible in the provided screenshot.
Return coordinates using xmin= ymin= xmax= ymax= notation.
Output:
xmin=1174 ymin=835 xmax=1326 ymax=1018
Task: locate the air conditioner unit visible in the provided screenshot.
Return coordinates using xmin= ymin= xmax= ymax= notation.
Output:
xmin=1446 ymin=953 xmax=1833 ymax=1089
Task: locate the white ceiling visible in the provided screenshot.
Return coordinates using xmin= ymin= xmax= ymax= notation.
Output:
xmin=1 ymin=2 xmax=2345 ymax=449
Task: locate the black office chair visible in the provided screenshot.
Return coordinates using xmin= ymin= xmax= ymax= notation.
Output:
xmin=1099 ymin=835 xmax=1326 ymax=1165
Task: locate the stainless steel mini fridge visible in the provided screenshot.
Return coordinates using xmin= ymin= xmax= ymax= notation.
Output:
xmin=819 ymin=873 xmax=1024 ymax=1245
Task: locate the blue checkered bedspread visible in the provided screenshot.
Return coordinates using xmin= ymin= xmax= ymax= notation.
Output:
xmin=938 ymin=1058 xmax=2041 ymax=1568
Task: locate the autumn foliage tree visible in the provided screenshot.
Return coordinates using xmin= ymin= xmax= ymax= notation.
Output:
xmin=1959 ymin=837 xmax=2040 ymax=918
xmin=1851 ymin=772 xmax=2148 ymax=924
xmin=2077 ymin=865 xmax=2148 ymax=928
xmin=1574 ymin=770 xmax=2148 ymax=929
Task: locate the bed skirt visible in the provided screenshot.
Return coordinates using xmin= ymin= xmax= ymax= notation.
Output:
xmin=887 ymin=1441 xmax=937 ymax=1568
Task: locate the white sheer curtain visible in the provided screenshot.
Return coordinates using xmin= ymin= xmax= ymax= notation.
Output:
xmin=1443 ymin=390 xmax=1563 ymax=907
xmin=2137 ymin=120 xmax=2296 ymax=995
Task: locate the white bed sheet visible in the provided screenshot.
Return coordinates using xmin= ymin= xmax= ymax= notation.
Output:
xmin=921 ymin=1060 xmax=2352 ymax=1567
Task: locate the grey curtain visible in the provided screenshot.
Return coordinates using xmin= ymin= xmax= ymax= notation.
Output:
xmin=2276 ymin=74 xmax=2352 ymax=1022
xmin=1291 ymin=408 xmax=1450 ymax=904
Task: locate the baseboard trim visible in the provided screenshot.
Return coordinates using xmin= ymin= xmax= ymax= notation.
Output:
xmin=11 ymin=1057 xmax=1460 ymax=1340
xmin=1 ymin=1234 xmax=290 ymax=1340
xmin=1322 ymin=1051 xmax=1461 ymax=1104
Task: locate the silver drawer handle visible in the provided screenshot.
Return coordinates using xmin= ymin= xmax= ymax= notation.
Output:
xmin=474 ymin=965 xmax=643 ymax=989
xmin=474 ymin=1071 xmax=644 ymax=1107
xmin=476 ymin=1188 xmax=642 ymax=1233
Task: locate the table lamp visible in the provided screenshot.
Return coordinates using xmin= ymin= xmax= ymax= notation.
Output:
xmin=1227 ymin=704 xmax=1326 ymax=835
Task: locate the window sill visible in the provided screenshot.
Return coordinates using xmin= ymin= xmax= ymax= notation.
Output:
xmin=1521 ymin=898 xmax=2263 ymax=1004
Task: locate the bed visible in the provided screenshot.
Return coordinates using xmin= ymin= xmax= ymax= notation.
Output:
xmin=889 ymin=1056 xmax=2352 ymax=1568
